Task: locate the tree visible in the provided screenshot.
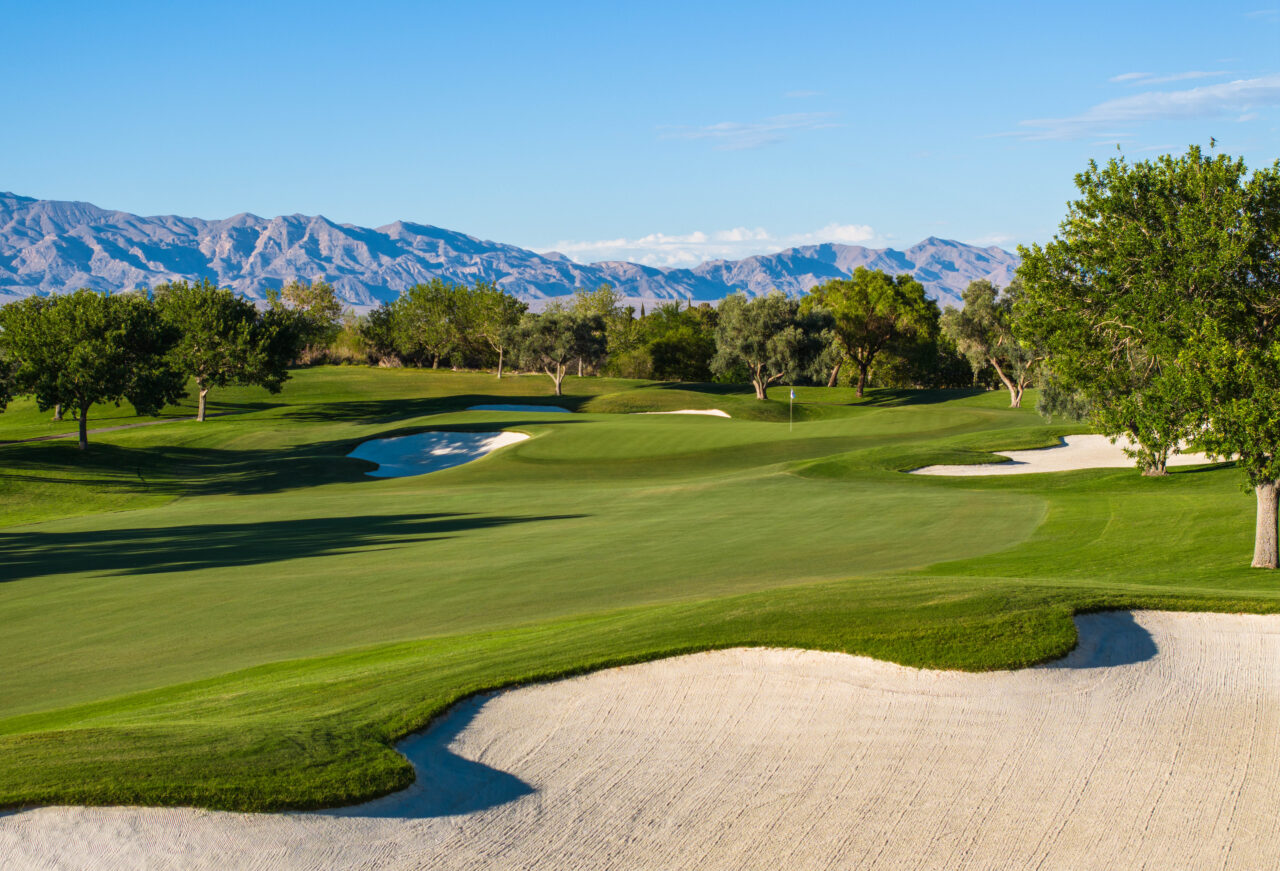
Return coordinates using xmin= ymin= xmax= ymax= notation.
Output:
xmin=712 ymin=292 xmax=826 ymax=400
xmin=1016 ymin=145 xmax=1280 ymax=566
xmin=266 ymin=278 xmax=343 ymax=361
xmin=801 ymin=268 xmax=937 ymax=397
xmin=515 ymin=309 xmax=607 ymax=396
xmin=1015 ymin=148 xmax=1245 ymax=475
xmin=1181 ymin=158 xmax=1280 ymax=567
xmin=942 ymin=279 xmax=1041 ymax=408
xmin=571 ymin=284 xmax=628 ymax=375
xmin=153 ymin=279 xmax=292 ymax=421
xmin=471 ymin=282 xmax=528 ymax=378
xmin=393 ymin=280 xmax=465 ymax=368
xmin=0 ymin=290 xmax=185 ymax=449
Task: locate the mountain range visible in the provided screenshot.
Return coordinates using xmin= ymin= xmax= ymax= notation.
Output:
xmin=0 ymin=192 xmax=1020 ymax=309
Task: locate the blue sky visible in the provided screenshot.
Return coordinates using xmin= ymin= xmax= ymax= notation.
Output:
xmin=3 ymin=0 xmax=1277 ymax=266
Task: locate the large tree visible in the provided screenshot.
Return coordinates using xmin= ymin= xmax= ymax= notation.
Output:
xmin=801 ymin=268 xmax=937 ymax=397
xmin=470 ymin=282 xmax=528 ymax=378
xmin=1015 ymin=148 xmax=1247 ymax=476
xmin=515 ymin=309 xmax=607 ymax=396
xmin=942 ymin=279 xmax=1041 ymax=409
xmin=153 ymin=279 xmax=292 ymax=421
xmin=1017 ymin=146 xmax=1280 ymax=565
xmin=392 ymin=279 xmax=465 ymax=368
xmin=712 ymin=292 xmax=826 ymax=400
xmin=0 ymin=290 xmax=185 ymax=449
xmin=266 ymin=278 xmax=343 ymax=361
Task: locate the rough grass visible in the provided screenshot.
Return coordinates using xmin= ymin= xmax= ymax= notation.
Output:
xmin=0 ymin=366 xmax=1276 ymax=811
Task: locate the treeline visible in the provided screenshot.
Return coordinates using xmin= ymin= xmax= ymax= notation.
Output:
xmin=0 ymin=279 xmax=340 ymax=448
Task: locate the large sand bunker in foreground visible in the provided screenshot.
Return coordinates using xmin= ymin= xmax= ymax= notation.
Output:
xmin=912 ymin=434 xmax=1216 ymax=475
xmin=4 ymin=611 xmax=1279 ymax=870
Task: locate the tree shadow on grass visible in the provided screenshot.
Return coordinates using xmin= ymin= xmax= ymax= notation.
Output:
xmin=285 ymin=394 xmax=592 ymax=423
xmin=853 ymin=388 xmax=988 ymax=407
xmin=1042 ymin=611 xmax=1158 ymax=669
xmin=321 ymin=695 xmax=535 ymax=819
xmin=0 ymin=512 xmax=584 ymax=582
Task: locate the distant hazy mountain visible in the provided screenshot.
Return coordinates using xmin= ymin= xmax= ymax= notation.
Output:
xmin=0 ymin=193 xmax=1019 ymax=309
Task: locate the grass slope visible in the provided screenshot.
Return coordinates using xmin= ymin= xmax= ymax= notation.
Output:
xmin=1 ymin=367 xmax=1276 ymax=810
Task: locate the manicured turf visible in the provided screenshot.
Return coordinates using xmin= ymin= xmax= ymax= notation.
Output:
xmin=0 ymin=367 xmax=1276 ymax=810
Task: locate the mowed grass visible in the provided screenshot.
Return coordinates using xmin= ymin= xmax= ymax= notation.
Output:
xmin=0 ymin=366 xmax=1276 ymax=811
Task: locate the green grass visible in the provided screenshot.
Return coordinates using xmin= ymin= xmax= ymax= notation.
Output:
xmin=0 ymin=366 xmax=1276 ymax=811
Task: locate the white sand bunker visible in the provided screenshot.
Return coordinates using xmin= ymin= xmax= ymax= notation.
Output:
xmin=4 ymin=610 xmax=1279 ymax=870
xmin=635 ymin=408 xmax=730 ymax=417
xmin=347 ymin=431 xmax=529 ymax=477
xmin=913 ymin=433 xmax=1215 ymax=475
xmin=466 ymin=404 xmax=572 ymax=414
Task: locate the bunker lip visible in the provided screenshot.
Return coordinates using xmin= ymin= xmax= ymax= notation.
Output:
xmin=911 ymin=433 xmax=1216 ymax=476
xmin=4 ymin=610 xmax=1278 ymax=870
xmin=347 ymin=430 xmax=530 ymax=477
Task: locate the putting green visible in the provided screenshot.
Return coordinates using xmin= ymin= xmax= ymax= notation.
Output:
xmin=0 ymin=367 xmax=1275 ymax=811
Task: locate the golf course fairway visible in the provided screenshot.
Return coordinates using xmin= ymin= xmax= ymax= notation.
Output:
xmin=0 ymin=366 xmax=1276 ymax=816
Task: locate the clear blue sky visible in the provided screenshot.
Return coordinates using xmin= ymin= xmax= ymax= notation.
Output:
xmin=3 ymin=0 xmax=1277 ymax=266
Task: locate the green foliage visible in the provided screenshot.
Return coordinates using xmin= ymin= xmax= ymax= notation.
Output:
xmin=469 ymin=281 xmax=528 ymax=376
xmin=941 ymin=279 xmax=1040 ymax=407
xmin=712 ymin=292 xmax=826 ymax=399
xmin=266 ymin=279 xmax=343 ymax=361
xmin=391 ymin=279 xmax=467 ymax=368
xmin=1016 ymin=147 xmax=1259 ymax=474
xmin=153 ymin=279 xmax=291 ymax=420
xmin=515 ymin=309 xmax=607 ymax=394
xmin=0 ymin=290 xmax=185 ymax=448
xmin=802 ymin=268 xmax=939 ymax=397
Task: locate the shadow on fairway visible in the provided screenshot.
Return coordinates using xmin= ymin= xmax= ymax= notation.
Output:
xmin=854 ymin=388 xmax=988 ymax=407
xmin=322 ymin=695 xmax=535 ymax=819
xmin=286 ymin=394 xmax=592 ymax=423
xmin=0 ymin=512 xmax=585 ymax=582
xmin=1043 ymin=611 xmax=1158 ymax=669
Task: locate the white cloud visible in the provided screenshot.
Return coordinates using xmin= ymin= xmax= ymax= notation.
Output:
xmin=542 ymin=223 xmax=879 ymax=268
xmin=1009 ymin=74 xmax=1280 ymax=140
xmin=660 ymin=112 xmax=841 ymax=150
xmin=963 ymin=233 xmax=1017 ymax=247
xmin=1111 ymin=70 xmax=1228 ymax=86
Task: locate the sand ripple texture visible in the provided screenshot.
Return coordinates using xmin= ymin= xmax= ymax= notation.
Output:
xmin=3 ymin=611 xmax=1279 ymax=870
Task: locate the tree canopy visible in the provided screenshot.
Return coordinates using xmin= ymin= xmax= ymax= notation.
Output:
xmin=802 ymin=268 xmax=937 ymax=397
xmin=942 ymin=279 xmax=1040 ymax=409
xmin=712 ymin=292 xmax=827 ymax=400
xmin=515 ymin=309 xmax=607 ymax=396
xmin=0 ymin=290 xmax=184 ymax=448
xmin=154 ymin=279 xmax=292 ymax=421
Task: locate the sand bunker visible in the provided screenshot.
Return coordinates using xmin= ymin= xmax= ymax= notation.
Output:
xmin=635 ymin=409 xmax=730 ymax=417
xmin=347 ymin=431 xmax=529 ymax=477
xmin=912 ymin=434 xmax=1215 ymax=475
xmin=466 ymin=404 xmax=572 ymax=414
xmin=4 ymin=610 xmax=1278 ymax=870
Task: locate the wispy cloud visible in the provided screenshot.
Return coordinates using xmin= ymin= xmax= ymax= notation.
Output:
xmin=1110 ymin=70 xmax=1228 ymax=86
xmin=1008 ymin=74 xmax=1280 ymax=140
xmin=1245 ymin=9 xmax=1279 ymax=20
xmin=542 ymin=222 xmax=879 ymax=268
xmin=660 ymin=112 xmax=841 ymax=150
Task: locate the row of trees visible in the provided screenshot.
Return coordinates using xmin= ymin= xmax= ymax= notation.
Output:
xmin=0 ymin=279 xmax=337 ymax=448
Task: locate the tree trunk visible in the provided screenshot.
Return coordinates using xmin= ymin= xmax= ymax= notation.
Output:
xmin=553 ymin=364 xmax=565 ymax=396
xmin=577 ymin=357 xmax=583 ymax=377
xmin=496 ymin=347 xmax=504 ymax=379
xmin=1142 ymin=461 xmax=1168 ymax=477
xmin=1254 ymin=481 xmax=1278 ymax=569
xmin=53 ymin=404 xmax=63 ymax=421
xmin=752 ymin=366 xmax=767 ymax=400
xmin=856 ymin=364 xmax=868 ymax=398
xmin=197 ymin=386 xmax=209 ymax=422
xmin=826 ymin=361 xmax=842 ymax=389
xmin=78 ymin=404 xmax=89 ymax=450
xmin=1009 ymin=385 xmax=1023 ymax=408
xmin=432 ymin=355 xmax=439 ymax=369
